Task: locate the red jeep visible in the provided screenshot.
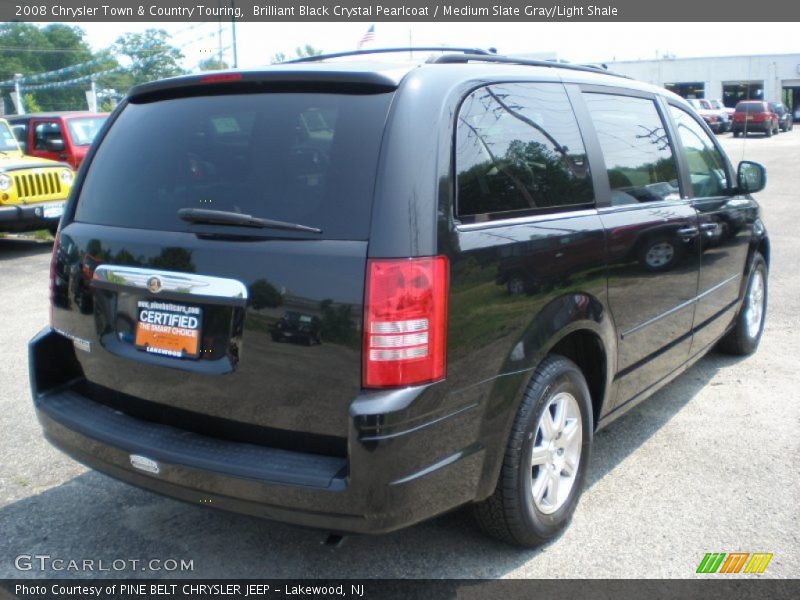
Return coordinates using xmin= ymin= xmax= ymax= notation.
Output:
xmin=7 ymin=112 xmax=108 ymax=170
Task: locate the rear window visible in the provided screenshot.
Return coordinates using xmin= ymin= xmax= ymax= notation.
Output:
xmin=736 ymin=102 xmax=765 ymax=113
xmin=75 ymin=92 xmax=393 ymax=239
xmin=0 ymin=122 xmax=18 ymax=152
xmin=66 ymin=116 xmax=107 ymax=146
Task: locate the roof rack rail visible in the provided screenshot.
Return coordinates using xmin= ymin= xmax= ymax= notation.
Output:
xmin=282 ymin=47 xmax=493 ymax=64
xmin=431 ymin=53 xmax=632 ymax=79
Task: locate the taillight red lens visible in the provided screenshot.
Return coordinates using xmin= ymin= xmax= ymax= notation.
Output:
xmin=363 ymin=256 xmax=448 ymax=388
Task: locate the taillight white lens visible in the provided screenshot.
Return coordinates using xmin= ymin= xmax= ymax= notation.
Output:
xmin=363 ymin=256 xmax=448 ymax=388
xmin=370 ymin=331 xmax=429 ymax=348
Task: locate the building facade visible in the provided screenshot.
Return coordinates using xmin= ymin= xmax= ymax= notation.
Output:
xmin=605 ymin=53 xmax=800 ymax=112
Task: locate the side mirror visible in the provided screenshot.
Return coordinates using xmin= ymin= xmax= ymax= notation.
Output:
xmin=737 ymin=161 xmax=766 ymax=194
xmin=45 ymin=138 xmax=65 ymax=152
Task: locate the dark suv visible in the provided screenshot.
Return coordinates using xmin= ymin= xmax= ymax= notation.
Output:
xmin=769 ymin=102 xmax=794 ymax=132
xmin=30 ymin=49 xmax=769 ymax=547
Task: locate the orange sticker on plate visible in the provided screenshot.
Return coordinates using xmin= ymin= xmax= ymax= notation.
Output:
xmin=135 ymin=300 xmax=202 ymax=358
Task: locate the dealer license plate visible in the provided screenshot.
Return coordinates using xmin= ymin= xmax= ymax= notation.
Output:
xmin=134 ymin=300 xmax=202 ymax=358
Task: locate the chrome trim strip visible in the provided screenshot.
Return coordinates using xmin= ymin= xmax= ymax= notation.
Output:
xmin=621 ymin=273 xmax=741 ymax=338
xmin=455 ymin=208 xmax=598 ymax=231
xmin=93 ymin=265 xmax=248 ymax=300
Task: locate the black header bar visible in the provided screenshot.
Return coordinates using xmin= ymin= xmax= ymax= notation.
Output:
xmin=4 ymin=0 xmax=800 ymax=22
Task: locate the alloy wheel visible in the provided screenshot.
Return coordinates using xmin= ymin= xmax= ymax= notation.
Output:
xmin=530 ymin=392 xmax=583 ymax=514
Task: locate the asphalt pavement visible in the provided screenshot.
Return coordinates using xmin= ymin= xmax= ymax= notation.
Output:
xmin=0 ymin=129 xmax=798 ymax=579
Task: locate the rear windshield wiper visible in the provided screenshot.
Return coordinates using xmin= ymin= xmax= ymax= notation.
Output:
xmin=178 ymin=208 xmax=322 ymax=234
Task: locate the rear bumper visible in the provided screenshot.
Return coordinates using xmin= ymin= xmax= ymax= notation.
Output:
xmin=0 ymin=202 xmax=63 ymax=232
xmin=732 ymin=122 xmax=771 ymax=133
xmin=30 ymin=328 xmax=486 ymax=534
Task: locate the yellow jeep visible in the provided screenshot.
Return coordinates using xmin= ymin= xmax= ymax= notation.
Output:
xmin=0 ymin=117 xmax=73 ymax=234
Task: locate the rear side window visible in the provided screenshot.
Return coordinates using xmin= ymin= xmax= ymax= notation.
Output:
xmin=455 ymin=82 xmax=594 ymax=222
xmin=583 ymin=93 xmax=680 ymax=205
xmin=75 ymin=92 xmax=393 ymax=239
xmin=736 ymin=102 xmax=765 ymax=113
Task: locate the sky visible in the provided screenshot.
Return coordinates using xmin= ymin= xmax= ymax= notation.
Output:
xmin=65 ymin=21 xmax=800 ymax=70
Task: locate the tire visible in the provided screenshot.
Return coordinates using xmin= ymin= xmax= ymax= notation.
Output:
xmin=640 ymin=236 xmax=682 ymax=272
xmin=765 ymin=126 xmax=772 ymax=138
xmin=507 ymin=276 xmax=526 ymax=295
xmin=733 ymin=131 xmax=740 ymax=138
xmin=718 ymin=253 xmax=767 ymax=355
xmin=472 ymin=354 xmax=593 ymax=547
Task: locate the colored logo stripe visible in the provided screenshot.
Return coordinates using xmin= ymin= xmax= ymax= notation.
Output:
xmin=697 ymin=552 xmax=773 ymax=574
xmin=744 ymin=553 xmax=773 ymax=574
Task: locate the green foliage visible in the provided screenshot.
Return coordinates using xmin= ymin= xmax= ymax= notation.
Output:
xmin=112 ymin=29 xmax=185 ymax=87
xmin=22 ymin=93 xmax=40 ymax=113
xmin=319 ymin=299 xmax=355 ymax=345
xmin=0 ymin=23 xmax=93 ymax=112
xmin=1 ymin=24 xmax=186 ymax=113
xmin=198 ymin=57 xmax=230 ymax=71
xmin=149 ymin=247 xmax=195 ymax=272
xmin=250 ymin=280 xmax=283 ymax=310
xmin=270 ymin=44 xmax=323 ymax=64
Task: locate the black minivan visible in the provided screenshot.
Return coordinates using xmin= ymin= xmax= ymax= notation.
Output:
xmin=30 ymin=49 xmax=769 ymax=547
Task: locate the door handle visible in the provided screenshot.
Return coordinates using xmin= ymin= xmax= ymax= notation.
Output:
xmin=677 ymin=227 xmax=699 ymax=238
xmin=699 ymin=223 xmax=718 ymax=231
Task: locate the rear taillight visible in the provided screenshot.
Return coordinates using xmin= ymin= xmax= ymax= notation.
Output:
xmin=49 ymin=232 xmax=59 ymax=326
xmin=363 ymin=256 xmax=448 ymax=388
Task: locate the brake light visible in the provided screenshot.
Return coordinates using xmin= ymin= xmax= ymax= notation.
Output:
xmin=363 ymin=256 xmax=448 ymax=388
xmin=199 ymin=73 xmax=242 ymax=84
xmin=49 ymin=232 xmax=59 ymax=326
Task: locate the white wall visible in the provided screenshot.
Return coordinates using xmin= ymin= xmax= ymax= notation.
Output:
xmin=606 ymin=54 xmax=800 ymax=101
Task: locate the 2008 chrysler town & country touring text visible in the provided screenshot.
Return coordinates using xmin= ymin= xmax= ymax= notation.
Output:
xmin=30 ymin=49 xmax=769 ymax=547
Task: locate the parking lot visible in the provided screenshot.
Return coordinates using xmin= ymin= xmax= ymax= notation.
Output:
xmin=1 ymin=128 xmax=798 ymax=579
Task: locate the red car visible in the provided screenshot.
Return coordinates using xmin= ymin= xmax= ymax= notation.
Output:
xmin=731 ymin=101 xmax=779 ymax=137
xmin=7 ymin=111 xmax=108 ymax=170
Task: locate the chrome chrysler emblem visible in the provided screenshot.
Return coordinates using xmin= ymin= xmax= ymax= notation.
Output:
xmin=147 ymin=276 xmax=162 ymax=294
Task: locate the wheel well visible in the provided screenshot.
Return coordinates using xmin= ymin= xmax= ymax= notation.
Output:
xmin=550 ymin=331 xmax=606 ymax=428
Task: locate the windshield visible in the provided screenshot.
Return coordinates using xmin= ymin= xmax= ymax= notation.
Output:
xmin=0 ymin=122 xmax=20 ymax=152
xmin=66 ymin=116 xmax=108 ymax=146
xmin=75 ymin=92 xmax=393 ymax=239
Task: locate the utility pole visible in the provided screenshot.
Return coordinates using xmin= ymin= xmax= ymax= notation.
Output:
xmin=13 ymin=74 xmax=24 ymax=115
xmin=218 ymin=0 xmax=224 ymax=66
xmin=231 ymin=0 xmax=238 ymax=68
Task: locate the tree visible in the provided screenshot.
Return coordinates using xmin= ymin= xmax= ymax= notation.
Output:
xmin=22 ymin=93 xmax=41 ymax=113
xmin=198 ymin=57 xmax=229 ymax=71
xmin=250 ymin=280 xmax=283 ymax=310
xmin=112 ymin=29 xmax=185 ymax=87
xmin=0 ymin=23 xmax=94 ymax=112
xmin=270 ymin=44 xmax=323 ymax=64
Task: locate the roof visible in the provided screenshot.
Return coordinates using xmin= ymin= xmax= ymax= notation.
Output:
xmin=126 ymin=49 xmax=685 ymax=108
xmin=5 ymin=111 xmax=107 ymax=120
